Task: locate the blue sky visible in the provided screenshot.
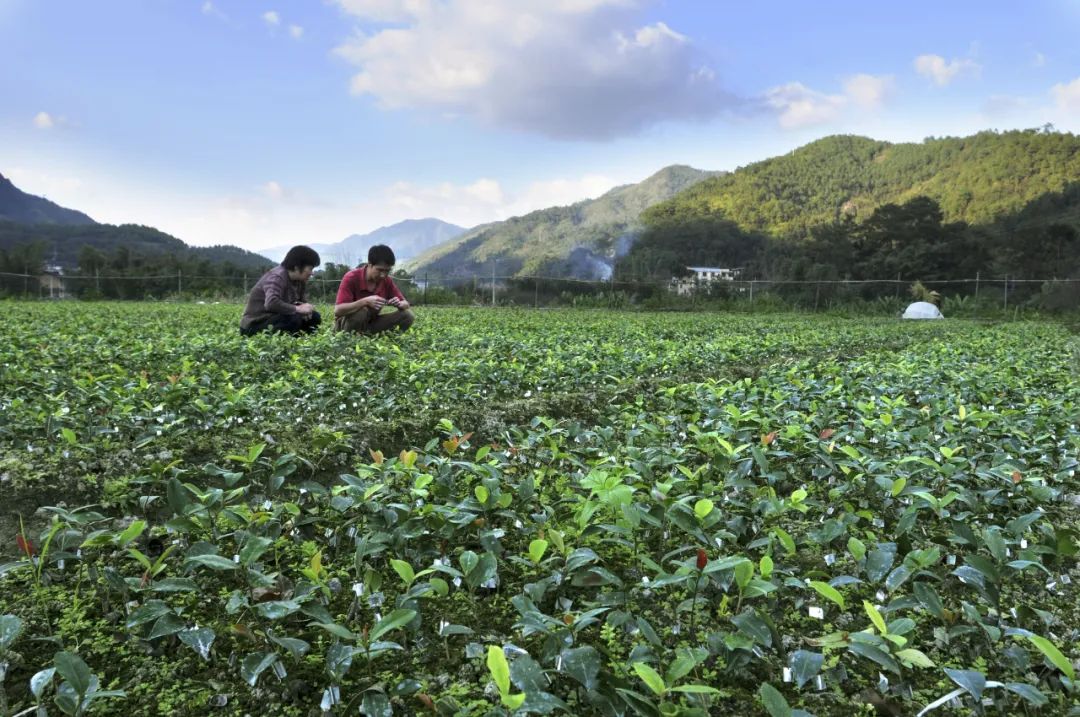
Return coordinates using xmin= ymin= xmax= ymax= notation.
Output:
xmin=2 ymin=0 xmax=1077 ymax=252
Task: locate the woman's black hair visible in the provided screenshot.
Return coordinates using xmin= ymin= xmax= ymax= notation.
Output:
xmin=282 ymin=245 xmax=321 ymax=271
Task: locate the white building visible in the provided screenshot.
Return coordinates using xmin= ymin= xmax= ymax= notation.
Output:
xmin=672 ymin=266 xmax=742 ymax=296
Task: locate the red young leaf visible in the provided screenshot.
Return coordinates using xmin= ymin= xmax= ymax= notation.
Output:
xmin=1011 ymin=470 xmax=1022 ymax=484
xmin=696 ymin=548 xmax=708 ymax=570
xmin=16 ymin=534 xmax=35 ymax=557
xmin=819 ymin=428 xmax=835 ymax=440
xmin=762 ymin=431 xmax=778 ymax=446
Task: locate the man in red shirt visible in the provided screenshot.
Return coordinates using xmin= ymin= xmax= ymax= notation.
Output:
xmin=333 ymin=244 xmax=415 ymax=334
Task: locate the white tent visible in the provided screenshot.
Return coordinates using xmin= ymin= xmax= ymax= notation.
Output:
xmin=902 ymin=301 xmax=944 ymax=319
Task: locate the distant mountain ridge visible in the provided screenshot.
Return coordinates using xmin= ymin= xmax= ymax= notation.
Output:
xmin=0 ymin=172 xmax=271 ymax=272
xmin=407 ymin=165 xmax=722 ymax=280
xmin=258 ymin=218 xmax=468 ymax=265
xmin=0 ymin=172 xmax=96 ymax=225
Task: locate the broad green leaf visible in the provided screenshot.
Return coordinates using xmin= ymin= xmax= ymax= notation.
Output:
xmin=694 ymin=499 xmax=714 ymax=520
xmin=487 ymin=645 xmax=512 ymax=695
xmin=863 ymin=601 xmax=887 ymax=634
xmin=944 ymin=668 xmax=986 ymax=700
xmin=369 ymin=608 xmax=416 ymax=642
xmin=1025 ymin=634 xmax=1075 ymax=679
xmin=239 ymin=536 xmax=274 ymax=565
xmin=31 ymin=667 xmax=56 ymax=699
xmin=0 ymin=614 xmax=22 ymax=652
xmin=789 ymin=650 xmax=823 ymax=689
xmin=178 ymin=627 xmax=215 ymax=661
xmin=896 ymin=648 xmax=935 ymax=668
xmin=773 ymin=528 xmax=796 ymax=556
xmin=847 ymin=537 xmax=866 ymax=562
xmin=53 ymin=652 xmax=92 ymax=696
xmin=808 ymin=581 xmax=845 ymax=610
xmin=528 ymin=539 xmax=548 ymax=564
xmin=390 ymin=559 xmax=415 ymax=585
xmin=848 ymin=642 xmax=901 ymax=676
xmin=632 ymin=662 xmax=666 ymax=696
xmin=758 ymin=682 xmax=792 ymax=717
xmin=759 ymin=555 xmax=774 ymax=579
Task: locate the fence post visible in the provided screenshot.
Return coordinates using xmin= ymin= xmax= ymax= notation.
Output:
xmin=423 ymin=273 xmax=429 ymax=305
xmin=534 ymin=276 xmax=538 ymax=308
xmin=749 ymin=280 xmax=754 ymax=307
xmin=177 ymin=269 xmax=182 ymax=296
xmin=814 ymin=282 xmax=820 ymax=312
xmin=1003 ymin=275 xmax=1008 ymax=313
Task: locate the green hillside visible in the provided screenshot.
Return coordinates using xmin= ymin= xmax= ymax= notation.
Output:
xmin=407 ymin=165 xmax=720 ymax=279
xmin=648 ymin=129 xmax=1080 ymax=236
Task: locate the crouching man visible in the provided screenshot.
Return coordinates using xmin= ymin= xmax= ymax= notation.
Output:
xmin=240 ymin=245 xmax=322 ymax=336
xmin=333 ymin=244 xmax=415 ymax=335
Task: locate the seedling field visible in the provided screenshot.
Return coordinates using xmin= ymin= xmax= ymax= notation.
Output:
xmin=1 ymin=303 xmax=1078 ymax=716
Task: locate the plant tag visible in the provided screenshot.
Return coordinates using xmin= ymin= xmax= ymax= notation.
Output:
xmin=347 ymin=527 xmax=357 ymax=538
xmin=1061 ymin=574 xmax=1072 ymax=585
xmin=320 ymin=686 xmax=340 ymax=709
xmin=824 ymin=553 xmax=836 ymax=566
xmin=875 ymin=590 xmax=886 ymax=602
xmin=826 ymin=507 xmax=834 ymax=515
xmin=368 ymin=592 xmax=385 ymax=607
xmin=877 ymin=673 xmax=889 ymax=691
xmin=272 ymin=661 xmax=287 ymax=680
xmin=263 ymin=500 xmax=272 ymax=510
xmin=1046 ymin=580 xmax=1057 ymax=591
xmin=782 ymin=667 xmax=792 ymax=683
xmin=324 ymin=528 xmax=334 ymax=538
xmin=1020 ymin=539 xmax=1028 ymax=549
xmin=808 ymin=606 xmax=824 ymax=619
xmin=232 ymin=554 xmax=240 ymax=563
xmin=814 ymin=675 xmax=826 ymax=691
xmin=57 ymin=559 xmax=65 ymax=570
xmin=352 ymin=583 xmax=364 ymax=597
xmin=671 ymin=623 xmax=681 ymax=635
xmin=872 ymin=518 xmax=884 ymax=528
xmin=946 ymin=555 xmax=957 ymax=565
xmin=373 ymin=612 xmax=382 ymax=622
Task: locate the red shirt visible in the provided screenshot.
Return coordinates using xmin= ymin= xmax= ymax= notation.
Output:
xmin=335 ymin=265 xmax=406 ymax=305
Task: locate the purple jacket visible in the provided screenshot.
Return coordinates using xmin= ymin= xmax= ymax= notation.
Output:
xmin=240 ymin=265 xmax=307 ymax=328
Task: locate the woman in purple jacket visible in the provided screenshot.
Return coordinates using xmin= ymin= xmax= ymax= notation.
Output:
xmin=240 ymin=246 xmax=322 ymax=336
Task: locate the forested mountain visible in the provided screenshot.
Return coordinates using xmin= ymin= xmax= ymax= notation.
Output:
xmin=0 ymin=173 xmax=272 ymax=283
xmin=407 ymin=165 xmax=721 ymax=279
xmin=619 ymin=129 xmax=1080 ymax=285
xmin=648 ymin=129 xmax=1080 ymax=235
xmin=0 ymin=172 xmax=96 ymax=225
xmin=0 ymin=221 xmax=273 ymax=274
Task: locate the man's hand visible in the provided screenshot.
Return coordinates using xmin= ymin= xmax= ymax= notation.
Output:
xmin=364 ymin=295 xmax=387 ymax=311
xmin=392 ymin=298 xmax=410 ymax=311
xmin=295 ymin=302 xmax=315 ymax=316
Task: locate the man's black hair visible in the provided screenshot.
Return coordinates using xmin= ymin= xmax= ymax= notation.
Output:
xmin=282 ymin=245 xmax=321 ymax=271
xmin=368 ymin=244 xmax=396 ymax=267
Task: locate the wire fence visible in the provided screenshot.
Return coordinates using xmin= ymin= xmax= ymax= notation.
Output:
xmin=2 ymin=269 xmax=1079 ymax=315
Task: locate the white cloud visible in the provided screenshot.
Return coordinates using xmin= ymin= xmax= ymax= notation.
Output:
xmin=261 ymin=181 xmax=286 ymax=199
xmin=262 ymin=10 xmax=280 ymax=26
xmin=370 ymin=172 xmax=619 ymax=228
xmin=764 ymin=83 xmax=846 ymax=129
xmin=913 ymin=54 xmax=981 ymax=86
xmin=1051 ymin=77 xmax=1080 ymax=113
xmin=201 ymin=1 xmax=227 ymax=20
xmin=7 ymin=167 xmax=84 ymax=195
xmin=763 ymin=73 xmax=894 ymax=129
xmin=331 ymin=0 xmax=739 ymax=139
xmin=842 ymin=73 xmax=894 ymax=109
xmin=33 ymin=111 xmax=55 ymax=129
xmin=982 ymin=94 xmax=1029 ymax=117
xmin=289 ymin=24 xmax=304 ymax=38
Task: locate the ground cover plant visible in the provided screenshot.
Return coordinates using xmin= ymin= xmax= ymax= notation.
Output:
xmin=1 ymin=302 xmax=1078 ymax=716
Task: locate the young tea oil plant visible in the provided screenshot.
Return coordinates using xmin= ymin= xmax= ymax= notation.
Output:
xmin=0 ymin=302 xmax=1078 ymax=715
